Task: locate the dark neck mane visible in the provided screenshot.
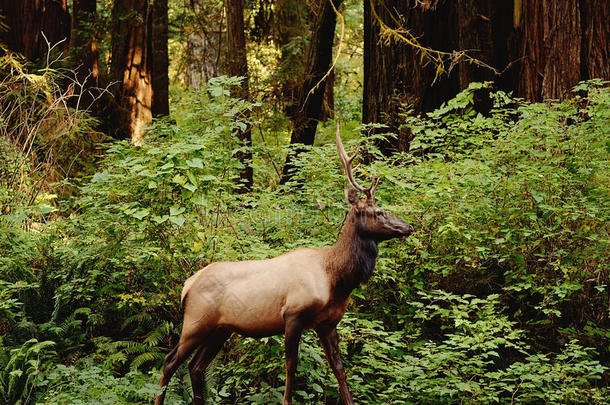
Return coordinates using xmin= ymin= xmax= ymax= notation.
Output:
xmin=326 ymin=210 xmax=379 ymax=294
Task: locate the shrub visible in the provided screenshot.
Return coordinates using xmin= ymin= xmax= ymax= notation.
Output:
xmin=1 ymin=79 xmax=608 ymax=403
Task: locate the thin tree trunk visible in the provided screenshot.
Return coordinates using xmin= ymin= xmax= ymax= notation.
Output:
xmin=152 ymin=0 xmax=169 ymax=117
xmin=279 ymin=0 xmax=343 ymax=184
xmin=110 ymin=0 xmax=153 ymax=143
xmin=185 ymin=1 xmax=225 ymax=89
xmin=71 ymin=0 xmax=99 ymax=112
xmin=275 ymin=0 xmax=307 ymax=117
xmin=320 ymin=69 xmax=334 ymax=121
xmin=226 ymin=0 xmax=253 ymax=192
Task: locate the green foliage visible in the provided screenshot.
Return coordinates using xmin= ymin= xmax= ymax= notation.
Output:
xmin=0 ymin=52 xmax=103 ymax=218
xmin=1 ymin=79 xmax=609 ymax=403
xmin=344 ymin=291 xmax=607 ymax=404
xmin=38 ymin=363 xmax=171 ymax=405
xmin=395 ymin=80 xmax=609 ymax=329
xmin=406 ymin=82 xmax=515 ymax=160
xmin=0 ymin=339 xmax=56 ymax=405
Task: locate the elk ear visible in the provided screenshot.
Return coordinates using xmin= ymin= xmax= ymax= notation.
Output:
xmin=345 ymin=188 xmax=358 ymax=205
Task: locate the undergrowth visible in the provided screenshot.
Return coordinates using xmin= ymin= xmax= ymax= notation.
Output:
xmin=1 ymin=70 xmax=609 ymax=403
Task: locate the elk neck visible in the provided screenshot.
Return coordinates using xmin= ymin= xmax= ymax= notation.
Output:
xmin=325 ymin=209 xmax=379 ymax=295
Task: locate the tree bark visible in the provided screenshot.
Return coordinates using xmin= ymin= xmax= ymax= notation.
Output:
xmin=186 ymin=31 xmax=205 ymax=89
xmin=523 ymin=0 xmax=610 ymax=100
xmin=363 ymin=0 xmax=514 ymax=140
xmin=579 ymin=0 xmax=610 ymax=81
xmin=362 ymin=0 xmax=610 ymax=153
xmin=0 ymin=0 xmax=70 ymax=62
xmin=320 ymin=68 xmax=334 ymax=121
xmin=456 ymin=0 xmax=495 ymax=89
xmin=70 ymin=0 xmax=99 ymax=112
xmin=512 ymin=0 xmax=593 ymax=101
xmin=363 ymin=0 xmax=460 ymax=152
xmin=226 ymin=0 xmax=253 ymax=192
xmin=184 ymin=0 xmax=225 ymax=89
xmin=110 ymin=0 xmax=153 ymax=143
xmin=541 ymin=1 xmax=581 ymax=100
xmin=279 ymin=0 xmax=343 ymax=184
xmin=152 ymin=0 xmax=169 ymax=117
xmin=275 ymin=0 xmax=307 ymax=117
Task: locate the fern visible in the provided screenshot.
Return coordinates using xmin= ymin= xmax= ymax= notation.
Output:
xmin=0 ymin=339 xmax=55 ymax=404
xmin=93 ymin=322 xmax=173 ymax=372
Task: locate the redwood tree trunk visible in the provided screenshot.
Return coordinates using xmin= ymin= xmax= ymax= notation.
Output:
xmin=580 ymin=0 xmax=610 ymax=81
xmin=152 ymin=0 xmax=169 ymax=117
xmin=110 ymin=0 xmax=153 ymax=142
xmin=363 ymin=0 xmax=460 ymax=152
xmin=71 ymin=0 xmax=99 ymax=112
xmin=280 ymin=0 xmax=343 ymax=184
xmin=362 ymin=0 xmax=609 ymax=153
xmin=541 ymin=1 xmax=581 ymax=100
xmin=363 ymin=0 xmax=512 ymax=140
xmin=511 ymin=0 xmax=610 ymax=102
xmin=456 ymin=0 xmax=495 ymax=89
xmin=226 ymin=0 xmax=253 ymax=192
xmin=0 ymin=0 xmax=70 ymax=62
xmin=514 ymin=0 xmax=582 ymax=101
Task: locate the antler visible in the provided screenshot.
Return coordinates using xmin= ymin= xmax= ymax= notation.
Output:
xmin=335 ymin=123 xmax=380 ymax=199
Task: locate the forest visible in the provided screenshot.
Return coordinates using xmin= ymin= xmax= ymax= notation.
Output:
xmin=0 ymin=0 xmax=609 ymax=403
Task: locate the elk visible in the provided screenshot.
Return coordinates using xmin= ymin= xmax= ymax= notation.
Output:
xmin=155 ymin=125 xmax=413 ymax=405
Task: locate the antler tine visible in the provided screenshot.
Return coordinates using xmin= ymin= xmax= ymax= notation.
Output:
xmin=348 ymin=149 xmax=360 ymax=165
xmin=369 ymin=177 xmax=381 ymax=198
xmin=335 ymin=123 xmax=369 ymax=196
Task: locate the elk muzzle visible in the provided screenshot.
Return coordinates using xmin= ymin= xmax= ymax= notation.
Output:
xmin=389 ymin=216 xmax=413 ymax=238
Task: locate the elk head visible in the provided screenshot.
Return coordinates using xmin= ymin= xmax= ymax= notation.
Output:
xmin=336 ymin=124 xmax=413 ymax=242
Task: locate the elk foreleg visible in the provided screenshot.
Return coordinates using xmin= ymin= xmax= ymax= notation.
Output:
xmin=188 ymin=328 xmax=231 ymax=405
xmin=283 ymin=316 xmax=304 ymax=405
xmin=317 ymin=327 xmax=354 ymax=405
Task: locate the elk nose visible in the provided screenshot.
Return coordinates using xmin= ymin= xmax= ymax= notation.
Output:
xmin=401 ymin=223 xmax=413 ymax=237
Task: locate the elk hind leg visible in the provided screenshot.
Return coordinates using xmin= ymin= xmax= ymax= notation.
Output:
xmin=155 ymin=328 xmax=210 ymax=405
xmin=189 ymin=328 xmax=231 ymax=405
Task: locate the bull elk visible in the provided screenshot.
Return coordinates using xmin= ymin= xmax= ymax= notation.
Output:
xmin=155 ymin=124 xmax=413 ymax=405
